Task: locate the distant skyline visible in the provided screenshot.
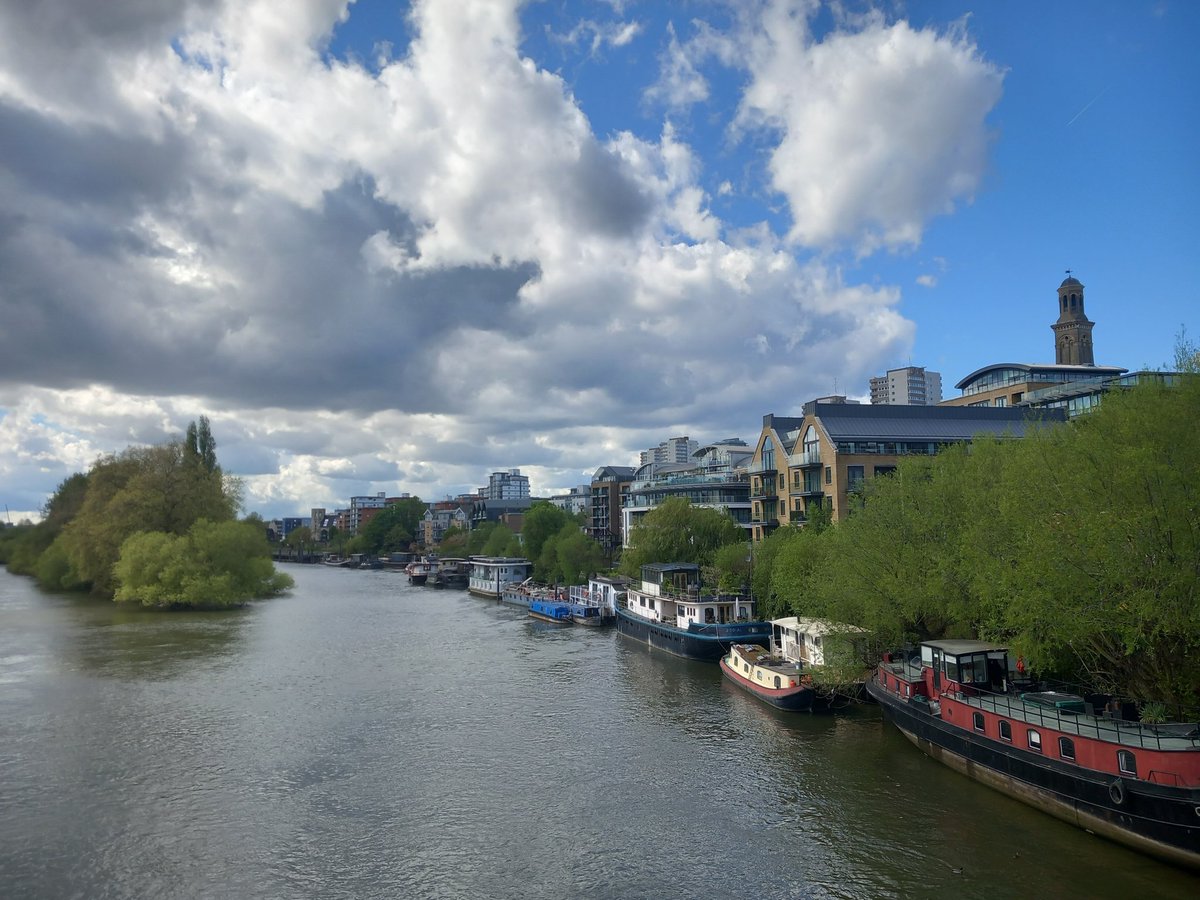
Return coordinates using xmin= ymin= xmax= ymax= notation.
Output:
xmin=1 ymin=1 xmax=1196 ymax=522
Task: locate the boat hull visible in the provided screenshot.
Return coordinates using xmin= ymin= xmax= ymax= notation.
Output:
xmin=616 ymin=608 xmax=771 ymax=662
xmin=719 ymin=656 xmax=816 ymax=711
xmin=867 ymin=678 xmax=1200 ymax=871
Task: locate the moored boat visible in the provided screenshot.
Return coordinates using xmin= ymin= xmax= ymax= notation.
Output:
xmin=529 ymin=598 xmax=573 ymax=625
xmin=567 ymin=575 xmax=628 ymax=626
xmin=468 ymin=557 xmax=534 ymax=600
xmin=868 ymin=639 xmax=1200 ymax=871
xmin=406 ymin=557 xmax=435 ymax=585
xmin=720 ymin=643 xmax=815 ymax=711
xmin=429 ymin=557 xmax=470 ymax=589
xmin=616 ymin=562 xmax=770 ymax=661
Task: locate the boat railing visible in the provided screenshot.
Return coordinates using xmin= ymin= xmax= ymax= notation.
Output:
xmin=951 ymin=686 xmax=1200 ymax=751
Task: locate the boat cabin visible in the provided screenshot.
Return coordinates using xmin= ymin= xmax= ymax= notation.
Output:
xmin=629 ymin=563 xmax=756 ymax=627
xmin=771 ymin=617 xmax=868 ymax=667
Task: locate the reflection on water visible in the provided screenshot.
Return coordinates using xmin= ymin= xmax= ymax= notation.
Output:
xmin=0 ymin=565 xmax=1196 ymax=900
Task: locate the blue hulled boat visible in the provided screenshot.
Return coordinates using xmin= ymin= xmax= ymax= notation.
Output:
xmin=529 ymin=598 xmax=573 ymax=625
xmin=616 ymin=563 xmax=770 ymax=661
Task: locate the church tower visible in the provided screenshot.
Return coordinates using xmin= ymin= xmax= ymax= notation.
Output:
xmin=1052 ymin=272 xmax=1095 ymax=366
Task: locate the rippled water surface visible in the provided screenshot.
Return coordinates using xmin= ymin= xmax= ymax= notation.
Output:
xmin=1 ymin=565 xmax=1195 ymax=899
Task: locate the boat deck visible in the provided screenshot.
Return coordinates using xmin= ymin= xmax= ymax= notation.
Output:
xmin=881 ymin=660 xmax=1200 ymax=752
xmin=731 ymin=645 xmax=803 ymax=678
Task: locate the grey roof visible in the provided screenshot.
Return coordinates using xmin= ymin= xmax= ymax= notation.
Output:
xmin=810 ymin=402 xmax=1065 ymax=443
xmin=1060 ymin=276 xmax=1083 ymax=288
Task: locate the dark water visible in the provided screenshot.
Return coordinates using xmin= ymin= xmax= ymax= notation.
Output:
xmin=1 ymin=565 xmax=1195 ymax=899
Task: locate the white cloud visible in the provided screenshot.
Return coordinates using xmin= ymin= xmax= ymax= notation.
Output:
xmin=0 ymin=0 xmax=951 ymax=519
xmin=735 ymin=2 xmax=1004 ymax=253
xmin=916 ymin=274 xmax=937 ymax=288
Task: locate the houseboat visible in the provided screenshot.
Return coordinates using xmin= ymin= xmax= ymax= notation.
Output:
xmin=616 ymin=563 xmax=771 ymax=661
xmin=567 ymin=575 xmax=629 ymax=626
xmin=720 ymin=643 xmax=815 ymax=711
xmin=499 ymin=578 xmax=555 ymax=609
xmin=529 ymin=598 xmax=573 ymax=625
xmin=429 ymin=557 xmax=470 ymax=589
xmin=468 ymin=557 xmax=534 ymax=600
xmin=770 ymin=616 xmax=871 ymax=702
xmin=868 ymin=639 xmax=1200 ymax=870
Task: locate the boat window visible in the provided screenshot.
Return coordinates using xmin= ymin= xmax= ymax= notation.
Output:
xmin=1118 ymin=750 xmax=1137 ymax=776
xmin=774 ymin=676 xmax=781 ymax=689
xmin=1027 ymin=730 xmax=1042 ymax=752
xmin=1059 ymin=737 xmax=1075 ymax=761
xmin=999 ymin=720 xmax=1012 ymax=742
xmin=904 ymin=684 xmax=911 ymax=697
xmin=973 ymin=712 xmax=985 ymax=733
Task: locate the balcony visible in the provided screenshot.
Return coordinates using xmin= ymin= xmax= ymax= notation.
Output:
xmin=789 ymin=449 xmax=821 ymax=467
xmin=749 ymin=483 xmax=777 ymax=500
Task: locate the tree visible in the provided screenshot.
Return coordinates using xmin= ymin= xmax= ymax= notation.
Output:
xmin=535 ymin=523 xmax=605 ymax=584
xmin=481 ymin=522 xmax=521 ymax=557
xmin=522 ymin=502 xmax=572 ymax=565
xmin=358 ymin=498 xmax=426 ymax=554
xmin=437 ymin=525 xmax=469 ymax=555
xmin=620 ymin=497 xmax=745 ymax=577
xmin=114 ymin=519 xmax=293 ymax=608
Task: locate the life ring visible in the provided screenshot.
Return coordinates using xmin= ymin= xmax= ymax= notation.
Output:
xmin=1109 ymin=779 xmax=1126 ymax=806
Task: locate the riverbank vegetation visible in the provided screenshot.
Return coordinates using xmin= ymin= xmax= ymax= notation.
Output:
xmin=755 ymin=371 xmax=1199 ymax=715
xmin=2 ymin=417 xmax=292 ymax=608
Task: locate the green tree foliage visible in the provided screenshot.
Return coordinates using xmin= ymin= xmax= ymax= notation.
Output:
xmin=358 ymin=498 xmax=426 ymax=554
xmin=710 ymin=542 xmax=752 ymax=595
xmin=521 ymin=502 xmax=572 ymax=565
xmin=768 ymin=376 xmax=1200 ymax=712
xmin=114 ymin=519 xmax=293 ymax=608
xmin=534 ymin=522 xmax=605 ymax=584
xmin=437 ymin=525 xmax=469 ymax=555
xmin=284 ymin=526 xmax=313 ymax=548
xmin=3 ymin=473 xmax=91 ymax=575
xmin=54 ymin=441 xmax=237 ymax=595
xmin=620 ymin=497 xmax=745 ymax=578
xmin=481 ymin=522 xmax=521 ymax=557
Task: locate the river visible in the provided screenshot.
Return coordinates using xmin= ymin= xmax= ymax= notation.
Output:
xmin=0 ymin=564 xmax=1195 ymax=899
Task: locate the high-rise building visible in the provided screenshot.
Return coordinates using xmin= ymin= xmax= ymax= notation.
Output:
xmin=486 ymin=468 xmax=530 ymax=501
xmin=639 ymin=435 xmax=699 ymax=465
xmin=869 ymin=367 xmax=943 ymax=406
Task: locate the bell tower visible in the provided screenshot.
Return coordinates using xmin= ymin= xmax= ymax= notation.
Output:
xmin=1052 ymin=271 xmax=1094 ymax=366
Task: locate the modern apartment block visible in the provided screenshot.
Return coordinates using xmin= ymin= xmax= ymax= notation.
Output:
xmin=748 ymin=402 xmax=1066 ymax=540
xmin=869 ymin=366 xmax=943 ymax=405
xmin=639 ymin=435 xmax=699 ymax=466
xmin=486 ymin=468 xmax=530 ymax=501
xmin=589 ymin=465 xmax=635 ymax=554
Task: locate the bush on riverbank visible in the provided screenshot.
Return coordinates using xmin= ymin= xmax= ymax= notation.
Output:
xmin=114 ymin=519 xmax=293 ymax=608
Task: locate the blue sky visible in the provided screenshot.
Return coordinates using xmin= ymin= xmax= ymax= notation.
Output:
xmin=0 ymin=0 xmax=1195 ymax=522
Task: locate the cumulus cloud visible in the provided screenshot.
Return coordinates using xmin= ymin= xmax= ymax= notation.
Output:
xmin=734 ymin=1 xmax=1004 ymax=253
xmin=0 ymin=0 xmax=993 ymax=519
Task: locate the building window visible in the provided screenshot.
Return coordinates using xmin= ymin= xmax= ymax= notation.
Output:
xmin=999 ymin=720 xmax=1012 ymax=742
xmin=1059 ymin=737 xmax=1075 ymax=761
xmin=847 ymin=466 xmax=865 ymax=490
xmin=973 ymin=712 xmax=985 ymax=733
xmin=1118 ymin=750 xmax=1137 ymax=776
xmin=1028 ymin=730 xmax=1042 ymax=752
xmin=824 ymin=467 xmax=831 ymax=485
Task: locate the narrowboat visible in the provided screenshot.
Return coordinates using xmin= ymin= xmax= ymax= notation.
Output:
xmin=616 ymin=563 xmax=770 ymax=662
xmin=868 ymin=639 xmax=1200 ymax=870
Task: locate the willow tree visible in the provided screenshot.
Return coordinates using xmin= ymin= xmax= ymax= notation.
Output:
xmin=620 ymin=497 xmax=745 ymax=579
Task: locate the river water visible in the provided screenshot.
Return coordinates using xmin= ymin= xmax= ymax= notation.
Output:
xmin=1 ymin=564 xmax=1195 ymax=899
